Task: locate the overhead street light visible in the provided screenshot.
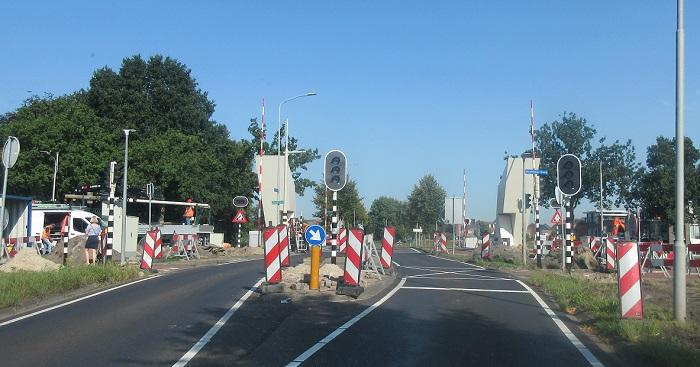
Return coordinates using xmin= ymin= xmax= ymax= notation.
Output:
xmin=40 ymin=150 xmax=59 ymax=202
xmin=276 ymin=92 xmax=317 ymax=225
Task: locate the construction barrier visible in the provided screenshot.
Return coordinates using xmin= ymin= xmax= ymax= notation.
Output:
xmin=140 ymin=230 xmax=157 ymax=270
xmin=440 ymin=233 xmax=448 ymax=253
xmin=338 ymin=227 xmax=347 ymax=254
xmin=2 ymin=236 xmax=41 ymax=257
xmin=264 ymin=227 xmax=281 ymax=284
xmin=153 ymin=229 xmax=163 ymax=259
xmin=61 ymin=214 xmax=70 ymax=265
xmin=617 ymin=241 xmax=643 ymax=319
xmin=380 ymin=226 xmax=395 ymax=269
xmin=343 ymin=229 xmax=363 ymax=286
xmin=605 ymin=238 xmax=616 ymax=271
xmin=481 ymin=233 xmax=491 ymax=259
xmin=433 ymin=232 xmax=440 ymax=252
xmin=278 ymin=224 xmax=290 ymax=267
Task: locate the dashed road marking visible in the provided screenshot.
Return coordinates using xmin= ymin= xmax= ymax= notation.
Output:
xmin=401 ymin=286 xmax=529 ymax=293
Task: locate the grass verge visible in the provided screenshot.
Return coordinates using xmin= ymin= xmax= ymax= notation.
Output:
xmin=530 ymin=272 xmax=700 ymax=366
xmin=0 ymin=264 xmax=143 ymax=309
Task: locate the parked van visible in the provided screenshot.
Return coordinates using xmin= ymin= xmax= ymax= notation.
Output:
xmin=31 ymin=203 xmax=105 ymax=242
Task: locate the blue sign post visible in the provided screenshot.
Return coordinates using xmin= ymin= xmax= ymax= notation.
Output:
xmin=305 ymin=225 xmax=327 ymax=247
xmin=525 ymin=169 xmax=548 ymax=176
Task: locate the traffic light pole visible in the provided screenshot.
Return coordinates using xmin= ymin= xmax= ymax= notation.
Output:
xmin=331 ymin=191 xmax=338 ymax=264
xmin=674 ymin=0 xmax=686 ymax=323
xmin=522 ymin=157 xmax=527 ymax=266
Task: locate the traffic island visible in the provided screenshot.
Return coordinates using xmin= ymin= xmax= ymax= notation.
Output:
xmin=260 ymin=282 xmax=285 ymax=294
xmin=335 ymin=283 xmax=364 ymax=298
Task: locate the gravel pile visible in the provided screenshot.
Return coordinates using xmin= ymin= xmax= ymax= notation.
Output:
xmin=0 ymin=249 xmax=61 ymax=272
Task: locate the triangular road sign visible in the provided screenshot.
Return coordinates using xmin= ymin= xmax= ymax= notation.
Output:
xmin=232 ymin=209 xmax=248 ymax=223
xmin=550 ymin=209 xmax=562 ymax=225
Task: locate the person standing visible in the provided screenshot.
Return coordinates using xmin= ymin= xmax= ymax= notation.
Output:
xmin=85 ymin=217 xmax=101 ymax=264
xmin=183 ymin=198 xmax=195 ymax=225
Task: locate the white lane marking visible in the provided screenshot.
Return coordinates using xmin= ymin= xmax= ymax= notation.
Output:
xmin=401 ymin=286 xmax=529 ymax=293
xmin=0 ymin=275 xmax=163 ymax=328
xmin=516 ymin=280 xmax=604 ymax=367
xmin=286 ymin=278 xmax=407 ymax=366
xmin=427 ymin=255 xmax=485 ymax=270
xmin=173 ymin=277 xmax=264 ymax=367
xmin=408 ymin=276 xmax=516 ymax=281
xmin=406 ymin=271 xmax=514 ymax=281
xmin=393 ymin=261 xmax=401 ymax=267
xmin=410 ymin=248 xmax=421 ymax=253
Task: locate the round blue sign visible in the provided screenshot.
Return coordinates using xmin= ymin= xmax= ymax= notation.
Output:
xmin=304 ymin=225 xmax=327 ymax=246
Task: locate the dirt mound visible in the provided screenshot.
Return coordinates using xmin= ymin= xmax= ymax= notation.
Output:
xmin=490 ymin=244 xmax=521 ymax=263
xmin=48 ymin=236 xmax=89 ymax=265
xmin=282 ymin=263 xmax=308 ymax=283
xmin=0 ymin=249 xmax=61 ymax=272
xmin=320 ymin=263 xmax=344 ymax=279
xmin=225 ymin=246 xmax=264 ymax=257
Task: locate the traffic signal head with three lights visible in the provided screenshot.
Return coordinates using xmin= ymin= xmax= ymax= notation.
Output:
xmin=557 ymin=154 xmax=582 ymax=196
xmin=324 ymin=150 xmax=347 ymax=191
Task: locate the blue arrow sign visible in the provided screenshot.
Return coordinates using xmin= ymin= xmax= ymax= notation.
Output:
xmin=525 ymin=169 xmax=549 ymax=176
xmin=304 ymin=225 xmax=326 ymax=246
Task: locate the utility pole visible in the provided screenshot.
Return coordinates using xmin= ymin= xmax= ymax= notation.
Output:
xmin=522 ymin=156 xmax=527 ymax=266
xmin=673 ymin=0 xmax=686 ymax=323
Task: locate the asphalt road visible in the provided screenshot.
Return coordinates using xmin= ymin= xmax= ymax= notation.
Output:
xmin=0 ymin=257 xmax=296 ymax=367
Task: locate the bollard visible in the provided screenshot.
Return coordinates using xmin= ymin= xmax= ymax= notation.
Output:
xmin=310 ymin=245 xmax=320 ymax=290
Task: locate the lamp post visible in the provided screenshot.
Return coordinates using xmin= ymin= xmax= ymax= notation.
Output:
xmin=276 ymin=92 xmax=316 ymax=225
xmin=121 ymin=129 xmax=136 ymax=265
xmin=40 ymin=150 xmax=59 ymax=202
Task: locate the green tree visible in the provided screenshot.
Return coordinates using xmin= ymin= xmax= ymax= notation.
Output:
xmin=312 ymin=179 xmax=368 ymax=227
xmin=536 ymin=112 xmax=641 ymax=209
xmin=405 ymin=174 xmax=446 ymax=232
xmin=368 ymin=196 xmax=407 ymax=239
xmin=638 ymin=136 xmax=700 ymax=223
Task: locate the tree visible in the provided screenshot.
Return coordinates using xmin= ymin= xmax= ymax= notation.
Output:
xmin=247 ymin=119 xmax=320 ymax=196
xmin=367 ymin=196 xmax=407 ymax=239
xmin=536 ymin=112 xmax=641 ymax=209
xmin=312 ymin=179 xmax=368 ymax=227
xmin=405 ymin=174 xmax=446 ymax=232
xmin=638 ymin=136 xmax=700 ymax=223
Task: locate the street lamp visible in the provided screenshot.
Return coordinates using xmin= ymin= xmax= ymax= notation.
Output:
xmin=40 ymin=150 xmax=59 ymax=202
xmin=121 ymin=129 xmax=136 ymax=265
xmin=276 ymin=92 xmax=317 ymax=224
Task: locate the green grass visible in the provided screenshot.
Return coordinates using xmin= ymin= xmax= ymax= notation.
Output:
xmin=0 ymin=264 xmax=143 ymax=309
xmin=530 ymin=272 xmax=700 ymax=366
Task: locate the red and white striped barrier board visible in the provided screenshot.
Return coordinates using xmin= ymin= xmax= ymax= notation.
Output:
xmin=617 ymin=241 xmax=643 ymax=319
xmin=481 ymin=233 xmax=491 ymax=259
xmin=380 ymin=226 xmax=395 ymax=269
xmin=278 ymin=224 xmax=290 ymax=267
xmin=338 ymin=227 xmax=347 ymax=254
xmin=440 ymin=233 xmax=448 ymax=253
xmin=264 ymin=227 xmax=281 ymax=284
xmin=153 ymin=230 xmax=163 ymax=259
xmin=140 ymin=230 xmax=157 ymax=270
xmin=606 ymin=238 xmax=616 ymax=271
xmin=343 ymin=229 xmax=363 ymax=286
xmin=589 ymin=237 xmax=602 ymax=255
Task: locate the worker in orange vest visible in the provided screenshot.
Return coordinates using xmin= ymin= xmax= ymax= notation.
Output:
xmin=612 ymin=217 xmax=625 ymax=237
xmin=183 ymin=198 xmax=195 ymax=225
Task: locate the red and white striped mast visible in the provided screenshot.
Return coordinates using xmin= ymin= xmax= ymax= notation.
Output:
xmin=463 ymin=168 xmax=467 ymax=244
xmin=258 ymin=98 xmax=266 ymax=229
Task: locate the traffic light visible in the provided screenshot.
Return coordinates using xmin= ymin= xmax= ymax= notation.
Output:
xmin=557 ymin=154 xmax=582 ymax=196
xmin=324 ymin=150 xmax=347 ymax=191
xmin=525 ymin=194 xmax=532 ymax=209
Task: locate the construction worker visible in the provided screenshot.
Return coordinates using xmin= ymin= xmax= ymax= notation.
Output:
xmin=183 ymin=198 xmax=195 ymax=225
xmin=41 ymin=224 xmax=55 ymax=254
xmin=612 ymin=217 xmax=625 ymax=237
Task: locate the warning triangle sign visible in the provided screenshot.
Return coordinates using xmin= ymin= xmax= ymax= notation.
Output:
xmin=232 ymin=209 xmax=248 ymax=223
xmin=550 ymin=209 xmax=562 ymax=225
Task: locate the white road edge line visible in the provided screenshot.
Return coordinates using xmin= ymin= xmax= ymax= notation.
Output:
xmin=516 ymin=280 xmax=604 ymax=367
xmin=0 ymin=275 xmax=163 ymax=328
xmin=286 ymin=278 xmax=407 ymax=367
xmin=401 ymin=286 xmax=528 ymax=293
xmin=393 ymin=261 xmax=401 ymax=267
xmin=410 ymin=247 xmax=421 ymax=253
xmin=173 ymin=277 xmax=264 ymax=367
xmin=426 ymin=255 xmax=485 ymax=270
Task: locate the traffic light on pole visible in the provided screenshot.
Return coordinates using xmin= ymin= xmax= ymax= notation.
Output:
xmin=556 ymin=154 xmax=582 ymax=196
xmin=525 ymin=194 xmax=532 ymax=209
xmin=324 ymin=150 xmax=347 ymax=191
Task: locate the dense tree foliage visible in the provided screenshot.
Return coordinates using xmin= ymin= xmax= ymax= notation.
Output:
xmin=637 ymin=136 xmax=700 ymax=223
xmin=312 ymin=179 xmax=368 ymax=227
xmin=405 ymin=174 xmax=446 ymax=232
xmin=536 ymin=112 xmax=641 ymax=209
xmin=367 ymin=196 xmax=407 ymax=240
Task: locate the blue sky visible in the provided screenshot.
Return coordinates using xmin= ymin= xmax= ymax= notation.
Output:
xmin=1 ymin=1 xmax=698 ymax=221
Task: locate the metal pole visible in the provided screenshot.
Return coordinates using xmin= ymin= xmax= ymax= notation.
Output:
xmin=452 ymin=197 xmax=456 ymax=255
xmin=121 ymin=129 xmax=134 ymax=265
xmin=276 ymin=102 xmax=282 ymax=225
xmin=331 ymin=191 xmax=338 ymax=264
xmin=282 ymin=117 xmax=289 ymax=225
xmin=522 ymin=157 xmax=527 ymax=265
xmin=673 ymin=0 xmax=686 ymax=323
xmin=0 ymin=165 xmax=9 ymax=244
xmin=52 ymin=152 xmax=58 ymax=202
xmin=600 ymin=161 xmax=604 ymax=237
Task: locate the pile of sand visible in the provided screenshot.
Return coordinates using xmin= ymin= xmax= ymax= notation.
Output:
xmin=282 ymin=263 xmax=308 ymax=283
xmin=0 ymin=249 xmax=61 ymax=272
xmin=319 ymin=263 xmax=344 ymax=279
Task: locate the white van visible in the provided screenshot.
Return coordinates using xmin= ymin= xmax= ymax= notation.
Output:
xmin=31 ymin=204 xmax=105 ymax=241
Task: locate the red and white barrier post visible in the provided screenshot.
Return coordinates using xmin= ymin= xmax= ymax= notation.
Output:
xmin=153 ymin=229 xmax=163 ymax=259
xmin=278 ymin=224 xmax=290 ymax=267
xmin=343 ymin=229 xmax=364 ymax=286
xmin=481 ymin=233 xmax=491 ymax=259
xmin=433 ymin=232 xmax=440 ymax=252
xmin=264 ymin=227 xmax=281 ymax=284
xmin=617 ymin=241 xmax=643 ymax=319
xmin=380 ymin=226 xmax=396 ymax=269
xmin=61 ymin=214 xmax=70 ymax=265
xmin=440 ymin=233 xmax=448 ymax=253
xmin=140 ymin=230 xmax=157 ymax=270
xmin=606 ymin=237 xmax=616 ymax=271
xmin=338 ymin=227 xmax=347 ymax=254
